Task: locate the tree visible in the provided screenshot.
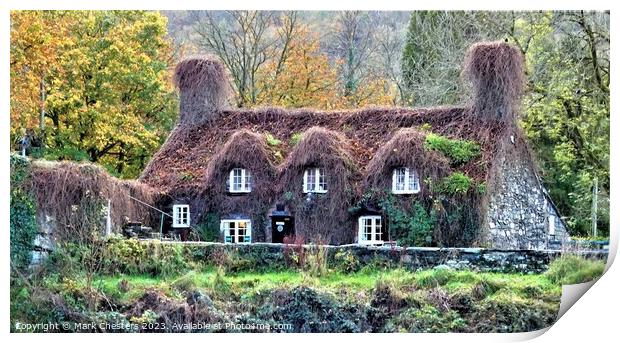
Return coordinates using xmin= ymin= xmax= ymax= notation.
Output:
xmin=255 ymin=27 xmax=343 ymax=109
xmin=400 ymin=10 xmax=610 ymax=236
xmin=401 ymin=11 xmax=497 ymax=106
xmin=195 ymin=11 xmax=278 ymax=107
xmin=10 ymin=10 xmax=178 ymax=178
xmin=10 ymin=11 xmax=75 ymax=145
xmin=519 ymin=11 xmax=609 ymax=236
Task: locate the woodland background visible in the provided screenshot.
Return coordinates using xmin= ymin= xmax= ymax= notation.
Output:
xmin=10 ymin=10 xmax=610 ymax=237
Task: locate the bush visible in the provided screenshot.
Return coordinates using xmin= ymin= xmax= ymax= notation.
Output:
xmin=194 ymin=213 xmax=220 ymax=242
xmin=289 ymin=133 xmax=303 ymax=146
xmin=437 ymin=172 xmax=473 ymax=195
xmin=102 ymin=237 xmax=190 ymax=277
xmin=10 ymin=155 xmax=38 ymax=271
xmin=333 ymin=250 xmax=361 ymax=273
xmin=387 ymin=305 xmax=466 ymax=333
xmin=545 ymin=255 xmax=605 ymax=285
xmin=424 ymin=133 xmax=481 ymax=165
xmin=271 ymin=286 xmax=364 ymax=332
xmin=380 ymin=195 xmax=435 ymax=247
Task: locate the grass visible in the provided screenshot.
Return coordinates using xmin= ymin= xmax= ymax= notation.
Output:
xmin=13 ymin=254 xmax=605 ymax=332
xmin=90 ymin=267 xmax=562 ymax=305
xmin=545 ymin=254 xmax=606 ymax=285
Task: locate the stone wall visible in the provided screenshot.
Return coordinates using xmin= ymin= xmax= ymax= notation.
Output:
xmin=485 ymin=140 xmax=569 ymax=249
xmin=166 ymin=242 xmax=607 ymax=274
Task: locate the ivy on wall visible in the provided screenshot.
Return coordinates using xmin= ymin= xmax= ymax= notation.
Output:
xmin=380 ymin=194 xmax=436 ymax=247
xmin=10 ymin=155 xmax=38 ymax=271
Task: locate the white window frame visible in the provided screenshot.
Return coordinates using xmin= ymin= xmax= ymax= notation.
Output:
xmin=392 ymin=167 xmax=420 ymax=194
xmin=358 ymin=216 xmax=383 ymax=245
xmin=303 ymin=168 xmax=327 ymax=193
xmin=172 ymin=204 xmax=190 ymax=228
xmin=228 ymin=168 xmax=252 ymax=193
xmin=220 ymin=219 xmax=252 ymax=244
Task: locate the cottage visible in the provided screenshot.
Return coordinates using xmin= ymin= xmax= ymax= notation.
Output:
xmin=138 ymin=41 xmax=569 ymax=249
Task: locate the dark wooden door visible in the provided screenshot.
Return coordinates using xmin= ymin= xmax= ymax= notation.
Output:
xmin=271 ymin=216 xmax=294 ymax=243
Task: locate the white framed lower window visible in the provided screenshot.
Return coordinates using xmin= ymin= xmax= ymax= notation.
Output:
xmin=392 ymin=167 xmax=420 ymax=194
xmin=303 ymin=168 xmax=327 ymax=193
xmin=221 ymin=219 xmax=252 ymax=243
xmin=229 ymin=168 xmax=252 ymax=193
xmin=172 ymin=204 xmax=190 ymax=228
xmin=358 ymin=216 xmax=383 ymax=245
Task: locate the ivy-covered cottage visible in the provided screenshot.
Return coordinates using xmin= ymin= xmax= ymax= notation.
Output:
xmin=134 ymin=41 xmax=569 ymax=249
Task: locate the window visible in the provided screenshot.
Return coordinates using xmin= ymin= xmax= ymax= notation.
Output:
xmin=358 ymin=216 xmax=383 ymax=245
xmin=392 ymin=167 xmax=420 ymax=194
xmin=303 ymin=168 xmax=327 ymax=193
xmin=229 ymin=168 xmax=252 ymax=193
xmin=548 ymin=215 xmax=556 ymax=236
xmin=220 ymin=219 xmax=252 ymax=243
xmin=172 ymin=205 xmax=190 ymax=228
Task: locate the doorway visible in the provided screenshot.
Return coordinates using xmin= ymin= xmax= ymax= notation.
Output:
xmin=271 ymin=215 xmax=295 ymax=243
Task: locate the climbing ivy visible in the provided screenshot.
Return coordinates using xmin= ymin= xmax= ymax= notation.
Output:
xmin=10 ymin=155 xmax=38 ymax=271
xmin=194 ymin=213 xmax=220 ymax=242
xmin=380 ymin=194 xmax=435 ymax=247
xmin=424 ymin=133 xmax=481 ymax=165
xmin=437 ymin=172 xmax=473 ymax=195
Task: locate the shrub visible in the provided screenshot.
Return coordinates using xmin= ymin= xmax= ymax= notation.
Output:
xmin=271 ymin=286 xmax=363 ymax=332
xmin=265 ymin=133 xmax=282 ymax=146
xmin=380 ymin=195 xmax=435 ymax=247
xmin=424 ymin=133 xmax=481 ymax=165
xmin=333 ymin=250 xmax=361 ymax=273
xmin=102 ymin=237 xmax=189 ymax=277
xmin=289 ymin=132 xmax=303 ymax=146
xmin=10 ymin=155 xmax=38 ymax=271
xmin=306 ymin=243 xmax=328 ymax=277
xmin=194 ymin=213 xmax=220 ymax=242
xmin=387 ymin=305 xmax=466 ymax=333
xmin=545 ymin=255 xmax=605 ymax=285
xmin=437 ymin=172 xmax=473 ymax=195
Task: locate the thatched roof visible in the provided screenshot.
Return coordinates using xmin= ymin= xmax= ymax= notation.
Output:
xmin=140 ymin=106 xmax=505 ymax=193
xmin=26 ymin=161 xmax=160 ymax=240
xmin=140 ymin=41 xmax=528 ymax=216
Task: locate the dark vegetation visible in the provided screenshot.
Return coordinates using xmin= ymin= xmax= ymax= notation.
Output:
xmin=10 ymin=155 xmax=38 ymax=271
xmin=10 ymin=237 xmax=606 ymax=333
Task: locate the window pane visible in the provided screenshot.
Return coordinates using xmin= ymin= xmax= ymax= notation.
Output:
xmin=395 ymin=168 xmax=406 ymax=190
xmin=245 ymin=171 xmax=252 ymax=191
xmin=408 ymin=170 xmax=419 ymax=191
xmin=318 ymin=169 xmax=326 ymax=191
xmin=306 ymin=169 xmax=316 ymax=191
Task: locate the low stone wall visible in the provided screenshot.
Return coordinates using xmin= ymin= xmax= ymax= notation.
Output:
xmin=161 ymin=241 xmax=609 ymax=274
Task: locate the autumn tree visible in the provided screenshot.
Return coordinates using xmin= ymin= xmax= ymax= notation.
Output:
xmin=10 ymin=11 xmax=75 ymax=144
xmin=10 ymin=10 xmax=177 ymax=178
xmin=255 ymin=27 xmax=343 ymax=109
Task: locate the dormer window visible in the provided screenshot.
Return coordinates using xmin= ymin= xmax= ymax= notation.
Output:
xmin=303 ymin=168 xmax=327 ymax=193
xmin=229 ymin=168 xmax=252 ymax=193
xmin=392 ymin=167 xmax=420 ymax=194
xmin=172 ymin=204 xmax=190 ymax=228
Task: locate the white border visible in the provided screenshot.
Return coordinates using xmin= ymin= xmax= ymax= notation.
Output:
xmin=2 ymin=1 xmax=617 ymax=342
